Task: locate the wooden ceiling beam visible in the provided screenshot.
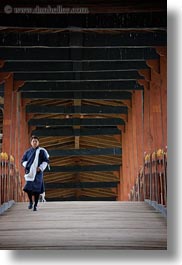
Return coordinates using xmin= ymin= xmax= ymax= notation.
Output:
xmin=1 ymin=61 xmax=150 ymax=72
xmin=0 ymin=12 xmax=166 ymax=29
xmin=22 ymin=91 xmax=132 ymax=100
xmin=19 ymin=80 xmax=143 ymax=93
xmin=26 ymin=104 xmax=128 ymax=114
xmin=46 ymin=164 xmax=120 ymax=172
xmin=48 ymin=147 xmax=121 ymax=156
xmin=32 ymin=127 xmax=121 ymax=136
xmin=28 ymin=117 xmax=125 ymax=126
xmin=0 ymin=47 xmax=159 ymax=61
xmin=45 ymin=181 xmax=119 ymax=189
xmin=0 ymin=31 xmax=166 ymax=47
xmin=15 ymin=72 xmax=144 ymax=82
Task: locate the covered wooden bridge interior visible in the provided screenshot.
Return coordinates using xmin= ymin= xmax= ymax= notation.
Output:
xmin=0 ymin=0 xmax=167 ymax=249
xmin=0 ymin=0 xmax=167 ymax=202
xmin=0 ymin=0 xmax=167 ymax=250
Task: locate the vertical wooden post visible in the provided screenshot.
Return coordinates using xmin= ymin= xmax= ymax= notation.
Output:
xmin=138 ymin=70 xmax=152 ymax=154
xmin=156 ymin=47 xmax=167 ymax=149
xmin=128 ymin=107 xmax=134 ymax=191
xmin=121 ymin=128 xmax=127 ymax=200
xmin=13 ymin=83 xmax=29 ymax=202
xmin=131 ymin=92 xmax=138 ymax=184
xmin=1 ymin=73 xmax=14 ymax=202
xmin=146 ymin=59 xmax=163 ymax=150
xmin=134 ymin=90 xmax=144 ymax=173
xmin=2 ymin=73 xmax=14 ymax=155
xmin=19 ymin=98 xmax=29 ymax=194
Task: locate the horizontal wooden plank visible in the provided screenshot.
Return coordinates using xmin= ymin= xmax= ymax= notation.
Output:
xmin=32 ymin=127 xmax=121 ymax=136
xmin=26 ymin=105 xmax=128 ymax=114
xmin=20 ymin=80 xmax=143 ymax=92
xmin=15 ymin=71 xmax=144 ymax=81
xmin=0 ymin=47 xmax=159 ymax=61
xmin=45 ymin=181 xmax=119 ymax=189
xmin=28 ymin=118 xmax=125 ymax=126
xmin=22 ymin=91 xmax=132 ymax=99
xmin=47 ymin=164 xmax=120 ymax=172
xmin=0 ymin=12 xmax=167 ymax=29
xmin=0 ymin=31 xmax=167 ymax=47
xmin=1 ymin=61 xmax=150 ymax=72
xmin=48 ymin=148 xmax=122 ymax=156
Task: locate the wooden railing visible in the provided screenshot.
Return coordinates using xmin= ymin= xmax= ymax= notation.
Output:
xmin=129 ymin=149 xmax=167 ymax=215
xmin=0 ymin=152 xmax=23 ymax=207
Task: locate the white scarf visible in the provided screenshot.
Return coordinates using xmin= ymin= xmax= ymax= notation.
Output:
xmin=24 ymin=148 xmax=41 ymax=181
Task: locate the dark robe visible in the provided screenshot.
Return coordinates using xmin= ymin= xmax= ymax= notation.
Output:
xmin=22 ymin=147 xmax=49 ymax=194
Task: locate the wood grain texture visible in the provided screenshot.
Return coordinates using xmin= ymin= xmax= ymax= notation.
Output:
xmin=0 ymin=201 xmax=167 ymax=250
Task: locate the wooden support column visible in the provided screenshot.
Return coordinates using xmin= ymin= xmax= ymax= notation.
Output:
xmin=134 ymin=90 xmax=144 ymax=172
xmin=12 ymin=82 xmax=23 ymax=162
xmin=122 ymin=111 xmax=131 ymax=200
xmin=128 ymin=108 xmax=133 ymax=194
xmin=131 ymin=92 xmax=138 ymax=185
xmin=1 ymin=73 xmax=13 ymax=155
xmin=19 ymin=98 xmax=29 ymax=156
xmin=147 ymin=59 xmax=163 ymax=150
xmin=0 ymin=73 xmax=15 ymax=202
xmin=121 ymin=89 xmax=145 ymax=201
xmin=17 ymin=94 xmax=29 ymax=196
xmin=0 ymin=75 xmax=28 ymax=202
xmin=138 ymin=70 xmax=152 ymax=154
xmin=10 ymin=88 xmax=17 ymax=158
xmin=13 ymin=82 xmax=26 ymax=166
xmin=121 ymin=128 xmax=127 ymax=200
xmin=156 ymin=47 xmax=167 ymax=149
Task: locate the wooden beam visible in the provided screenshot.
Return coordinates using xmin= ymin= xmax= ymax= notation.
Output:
xmin=45 ymin=181 xmax=119 ymax=189
xmin=14 ymin=71 xmax=144 ymax=81
xmin=1 ymin=61 xmax=150 ymax=72
xmin=48 ymin=148 xmax=122 ymax=157
xmin=21 ymin=91 xmax=132 ymax=99
xmin=0 ymin=31 xmax=167 ymax=47
xmin=28 ymin=118 xmax=125 ymax=126
xmin=32 ymin=127 xmax=121 ymax=136
xmin=46 ymin=164 xmax=120 ymax=172
xmin=0 ymin=12 xmax=166 ymax=29
xmin=20 ymin=80 xmax=143 ymax=92
xmin=26 ymin=105 xmax=128 ymax=114
xmin=0 ymin=47 xmax=159 ymax=61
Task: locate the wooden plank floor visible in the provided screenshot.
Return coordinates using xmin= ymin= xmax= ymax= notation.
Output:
xmin=0 ymin=201 xmax=167 ymax=250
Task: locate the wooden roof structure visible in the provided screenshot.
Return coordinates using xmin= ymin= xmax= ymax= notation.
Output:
xmin=0 ymin=0 xmax=167 ymax=201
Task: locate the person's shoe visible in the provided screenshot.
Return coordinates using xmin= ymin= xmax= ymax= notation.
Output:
xmin=33 ymin=205 xmax=37 ymax=211
xmin=28 ymin=202 xmax=33 ymax=209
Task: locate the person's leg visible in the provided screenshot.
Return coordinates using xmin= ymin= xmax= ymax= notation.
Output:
xmin=33 ymin=192 xmax=40 ymax=211
xmin=27 ymin=191 xmax=33 ymax=209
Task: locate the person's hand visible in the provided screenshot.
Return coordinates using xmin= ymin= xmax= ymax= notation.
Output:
xmin=37 ymin=167 xmax=41 ymax=172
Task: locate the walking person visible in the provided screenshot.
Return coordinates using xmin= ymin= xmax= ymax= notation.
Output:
xmin=21 ymin=135 xmax=49 ymax=211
